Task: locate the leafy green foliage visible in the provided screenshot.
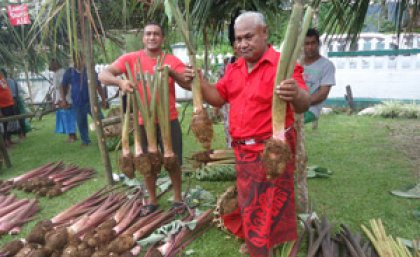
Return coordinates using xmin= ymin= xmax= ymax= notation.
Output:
xmin=195 ymin=164 xmax=236 ymax=181
xmin=374 ymin=102 xmax=420 ymax=119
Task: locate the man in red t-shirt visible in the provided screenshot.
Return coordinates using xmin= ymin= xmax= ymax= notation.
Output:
xmin=99 ymin=23 xmax=191 ymax=213
xmin=185 ymin=12 xmax=310 ymax=257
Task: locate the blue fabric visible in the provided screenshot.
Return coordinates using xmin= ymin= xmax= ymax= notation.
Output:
xmin=62 ymin=68 xmax=100 ymax=107
xmin=55 ymin=108 xmax=76 ymax=134
xmin=74 ymin=103 xmax=91 ymax=144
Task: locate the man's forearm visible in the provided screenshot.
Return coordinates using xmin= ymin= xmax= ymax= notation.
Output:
xmin=98 ymin=69 xmax=123 ymax=88
xmin=310 ymin=86 xmax=331 ymax=105
xmin=292 ymin=88 xmax=311 ymax=113
xmin=169 ymin=69 xmax=191 ymax=90
xmin=200 ymin=79 xmax=225 ymax=108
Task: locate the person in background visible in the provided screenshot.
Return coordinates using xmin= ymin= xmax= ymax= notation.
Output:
xmin=49 ymin=59 xmax=77 ymax=143
xmin=302 ymin=28 xmax=336 ymax=123
xmin=0 ymin=69 xmax=17 ymax=147
xmin=99 ymin=22 xmax=192 ymax=214
xmin=61 ymin=54 xmax=107 ymax=146
xmin=183 ymin=11 xmax=310 ymax=257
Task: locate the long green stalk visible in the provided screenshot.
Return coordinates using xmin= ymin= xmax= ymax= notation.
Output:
xmin=272 ymin=3 xmax=304 ymax=138
xmin=121 ymin=93 xmax=131 ymax=156
xmin=157 ymin=66 xmax=173 ymax=156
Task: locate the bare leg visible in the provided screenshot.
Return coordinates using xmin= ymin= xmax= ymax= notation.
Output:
xmin=168 ymin=167 xmax=182 ymax=202
xmin=143 ymin=174 xmax=158 ymax=205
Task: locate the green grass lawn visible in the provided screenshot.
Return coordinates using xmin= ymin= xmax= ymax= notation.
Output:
xmin=0 ymin=110 xmax=418 ymax=256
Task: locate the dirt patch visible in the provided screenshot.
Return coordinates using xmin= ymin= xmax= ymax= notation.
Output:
xmin=383 ymin=121 xmax=420 ymax=179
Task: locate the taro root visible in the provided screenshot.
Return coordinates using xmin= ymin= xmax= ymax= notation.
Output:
xmin=149 ymin=152 xmax=162 ymax=176
xmin=1 ymin=239 xmax=24 ymax=256
xmin=262 ymin=138 xmax=291 ymax=179
xmin=191 ymin=110 xmax=213 ymax=150
xmin=77 ymin=247 xmax=93 ymax=257
xmin=26 ymin=220 xmax=53 ymax=244
xmin=264 ymin=2 xmax=310 ymax=180
xmin=27 ymin=248 xmax=48 ymax=257
xmin=96 ymin=227 xmax=117 ymax=245
xmin=92 ymin=250 xmax=110 ymax=257
xmin=46 ymin=185 xmax=62 ymax=198
xmin=119 ymin=154 xmax=135 ymax=179
xmin=106 ymin=235 xmax=135 ymax=254
xmin=214 ymin=185 xmax=238 ymax=231
xmin=61 ymin=245 xmax=78 ymax=257
xmin=191 ymin=150 xmax=213 ymax=163
xmin=44 ymin=227 xmax=69 ymax=253
xmin=15 ymin=245 xmax=36 ymax=257
xmin=134 ymin=154 xmax=151 ymax=177
xmin=163 ymin=156 xmax=181 ymax=174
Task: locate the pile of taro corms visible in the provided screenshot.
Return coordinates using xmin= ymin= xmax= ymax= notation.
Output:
xmin=11 ymin=162 xmax=95 ymax=198
xmin=0 ymin=185 xmax=213 ymax=257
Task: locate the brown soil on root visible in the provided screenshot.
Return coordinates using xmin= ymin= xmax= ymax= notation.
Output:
xmin=163 ymin=156 xmax=181 ymax=174
xmin=134 ymin=154 xmax=152 ymax=177
xmin=216 ymin=185 xmax=238 ymax=215
xmin=26 ymin=220 xmax=53 ymax=244
xmin=191 ymin=111 xmax=213 ymax=150
xmin=262 ymin=138 xmax=291 ymax=180
xmin=96 ymin=228 xmax=117 ymax=245
xmin=145 ymin=247 xmax=164 ymax=257
xmin=106 ymin=235 xmax=135 ymax=254
xmin=191 ymin=150 xmax=213 ymax=162
xmin=44 ymin=227 xmax=68 ymax=253
xmin=1 ymin=239 xmax=24 ymax=256
xmin=119 ymin=154 xmax=135 ymax=179
xmin=149 ymin=152 xmax=163 ymax=176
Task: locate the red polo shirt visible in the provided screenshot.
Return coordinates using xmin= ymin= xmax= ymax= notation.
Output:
xmin=112 ymin=50 xmax=185 ymax=124
xmin=216 ymin=46 xmax=307 ymax=149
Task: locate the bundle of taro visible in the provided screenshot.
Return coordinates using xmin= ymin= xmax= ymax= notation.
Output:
xmin=0 ymin=180 xmax=13 ymax=195
xmin=12 ymin=162 xmax=95 ymax=197
xmin=284 ymin=216 xmax=380 ymax=257
xmin=142 ymin=209 xmax=213 ymax=257
xmin=0 ymin=186 xmax=180 ymax=257
xmin=189 ymin=149 xmax=235 ymax=169
xmin=0 ymin=194 xmax=40 ymax=237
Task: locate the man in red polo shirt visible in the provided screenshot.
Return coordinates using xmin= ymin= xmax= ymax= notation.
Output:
xmin=186 ymin=12 xmax=310 ymax=257
xmin=99 ymin=23 xmax=191 ymax=213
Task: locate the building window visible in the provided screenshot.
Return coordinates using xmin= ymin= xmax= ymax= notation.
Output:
xmin=376 ymin=40 xmax=385 ymax=50
xmin=363 ymin=40 xmax=372 ymax=50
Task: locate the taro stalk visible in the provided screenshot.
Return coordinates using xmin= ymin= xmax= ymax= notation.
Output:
xmin=165 ymin=0 xmax=213 ymax=150
xmin=126 ymin=61 xmax=152 ymax=176
xmin=125 ymin=60 xmax=162 ymax=177
xmin=157 ymin=66 xmax=182 ymax=177
xmin=263 ymin=3 xmax=312 ymax=180
xmin=119 ymin=90 xmax=135 ymax=179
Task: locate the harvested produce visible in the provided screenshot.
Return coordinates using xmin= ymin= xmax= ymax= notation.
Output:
xmin=166 ymin=0 xmax=213 ymax=150
xmin=0 ymin=195 xmax=40 ymax=237
xmin=263 ymin=4 xmax=313 ymax=179
xmin=12 ymin=162 xmax=95 ymax=197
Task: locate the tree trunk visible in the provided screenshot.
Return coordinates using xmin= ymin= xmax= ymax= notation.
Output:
xmin=23 ymin=61 xmax=34 ymax=110
xmin=295 ymin=113 xmax=308 ymax=213
xmin=81 ymin=0 xmax=114 ymax=185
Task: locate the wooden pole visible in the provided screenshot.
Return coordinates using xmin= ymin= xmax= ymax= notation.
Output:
xmin=345 ymin=85 xmax=355 ymax=114
xmin=0 ymin=136 xmax=12 ymax=168
xmin=82 ymin=0 xmax=114 ymax=185
xmin=0 ymin=113 xmax=34 ymax=123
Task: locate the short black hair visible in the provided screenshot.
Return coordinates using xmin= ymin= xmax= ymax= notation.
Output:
xmin=306 ymin=28 xmax=320 ymax=44
xmin=144 ymin=22 xmax=164 ymax=36
xmin=0 ymin=68 xmax=7 ymax=78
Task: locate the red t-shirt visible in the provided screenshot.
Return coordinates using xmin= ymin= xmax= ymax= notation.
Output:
xmin=216 ymin=46 xmax=307 ymax=150
xmin=112 ymin=50 xmax=185 ymax=124
xmin=0 ymin=78 xmax=14 ymax=108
